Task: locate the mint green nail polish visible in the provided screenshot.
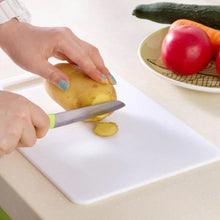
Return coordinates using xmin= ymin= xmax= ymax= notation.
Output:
xmin=101 ymin=74 xmax=107 ymax=79
xmin=110 ymin=74 xmax=117 ymax=84
xmin=58 ymin=80 xmax=69 ymax=91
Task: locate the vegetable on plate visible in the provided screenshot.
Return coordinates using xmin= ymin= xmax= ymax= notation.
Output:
xmin=132 ymin=2 xmax=220 ymax=30
xmin=161 ymin=25 xmax=212 ymax=75
xmin=170 ymin=19 xmax=220 ymax=57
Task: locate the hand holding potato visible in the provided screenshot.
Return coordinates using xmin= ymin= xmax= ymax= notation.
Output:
xmin=45 ymin=63 xmax=117 ymax=121
xmin=0 ymin=19 xmax=116 ymax=91
xmin=0 ymin=91 xmax=49 ymax=157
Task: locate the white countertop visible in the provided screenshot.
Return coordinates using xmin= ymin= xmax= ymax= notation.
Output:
xmin=1 ymin=0 xmax=220 ymax=219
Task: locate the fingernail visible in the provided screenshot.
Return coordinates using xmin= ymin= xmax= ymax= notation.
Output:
xmin=110 ymin=74 xmax=117 ymax=84
xmin=101 ymin=74 xmax=109 ymax=84
xmin=101 ymin=74 xmax=107 ymax=79
xmin=58 ymin=80 xmax=69 ymax=91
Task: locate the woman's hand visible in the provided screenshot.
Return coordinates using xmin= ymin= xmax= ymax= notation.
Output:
xmin=0 ymin=91 xmax=50 ymax=157
xmin=0 ymin=19 xmax=116 ymax=91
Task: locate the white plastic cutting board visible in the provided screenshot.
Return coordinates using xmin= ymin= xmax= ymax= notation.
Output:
xmin=1 ymin=73 xmax=220 ymax=205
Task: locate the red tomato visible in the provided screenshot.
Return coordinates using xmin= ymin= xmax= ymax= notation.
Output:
xmin=216 ymin=50 xmax=220 ymax=77
xmin=161 ymin=25 xmax=212 ymax=75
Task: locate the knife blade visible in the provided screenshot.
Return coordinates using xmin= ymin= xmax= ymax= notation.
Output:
xmin=48 ymin=100 xmax=125 ymax=129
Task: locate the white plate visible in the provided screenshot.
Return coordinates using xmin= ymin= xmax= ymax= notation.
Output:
xmin=138 ymin=27 xmax=220 ymax=93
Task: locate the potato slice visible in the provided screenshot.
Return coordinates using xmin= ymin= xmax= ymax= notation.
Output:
xmin=94 ymin=122 xmax=118 ymax=137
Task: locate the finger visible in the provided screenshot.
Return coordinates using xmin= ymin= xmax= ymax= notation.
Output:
xmin=39 ymin=61 xmax=70 ymax=91
xmin=0 ymin=119 xmax=23 ymax=154
xmin=53 ymin=51 xmax=77 ymax=65
xmin=89 ymin=50 xmax=116 ymax=85
xmin=29 ymin=102 xmax=50 ymax=138
xmin=19 ymin=122 xmax=37 ymax=147
xmin=0 ymin=151 xmax=4 ymax=158
xmin=4 ymin=146 xmax=16 ymax=154
xmin=89 ymin=58 xmax=114 ymax=85
xmin=81 ymin=41 xmax=116 ymax=85
xmin=59 ymin=40 xmax=109 ymax=84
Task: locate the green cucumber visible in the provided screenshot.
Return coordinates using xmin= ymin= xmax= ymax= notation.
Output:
xmin=132 ymin=2 xmax=220 ymax=30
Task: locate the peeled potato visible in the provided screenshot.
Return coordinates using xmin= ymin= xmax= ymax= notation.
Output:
xmin=44 ymin=63 xmax=117 ymax=121
xmin=94 ymin=122 xmax=118 ymax=137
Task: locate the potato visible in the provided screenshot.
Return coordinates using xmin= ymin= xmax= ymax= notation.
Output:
xmin=44 ymin=63 xmax=117 ymax=121
xmin=94 ymin=122 xmax=118 ymax=137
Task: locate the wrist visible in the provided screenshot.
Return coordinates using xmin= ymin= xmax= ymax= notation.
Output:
xmin=0 ymin=18 xmax=20 ymax=49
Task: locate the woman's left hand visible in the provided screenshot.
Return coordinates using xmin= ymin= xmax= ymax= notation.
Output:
xmin=0 ymin=19 xmax=116 ymax=91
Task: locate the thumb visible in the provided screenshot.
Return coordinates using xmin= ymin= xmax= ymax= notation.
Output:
xmin=39 ymin=62 xmax=69 ymax=91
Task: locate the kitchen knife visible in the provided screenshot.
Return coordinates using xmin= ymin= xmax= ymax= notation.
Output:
xmin=47 ymin=100 xmax=125 ymax=129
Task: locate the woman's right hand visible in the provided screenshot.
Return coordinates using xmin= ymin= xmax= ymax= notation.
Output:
xmin=0 ymin=91 xmax=50 ymax=157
